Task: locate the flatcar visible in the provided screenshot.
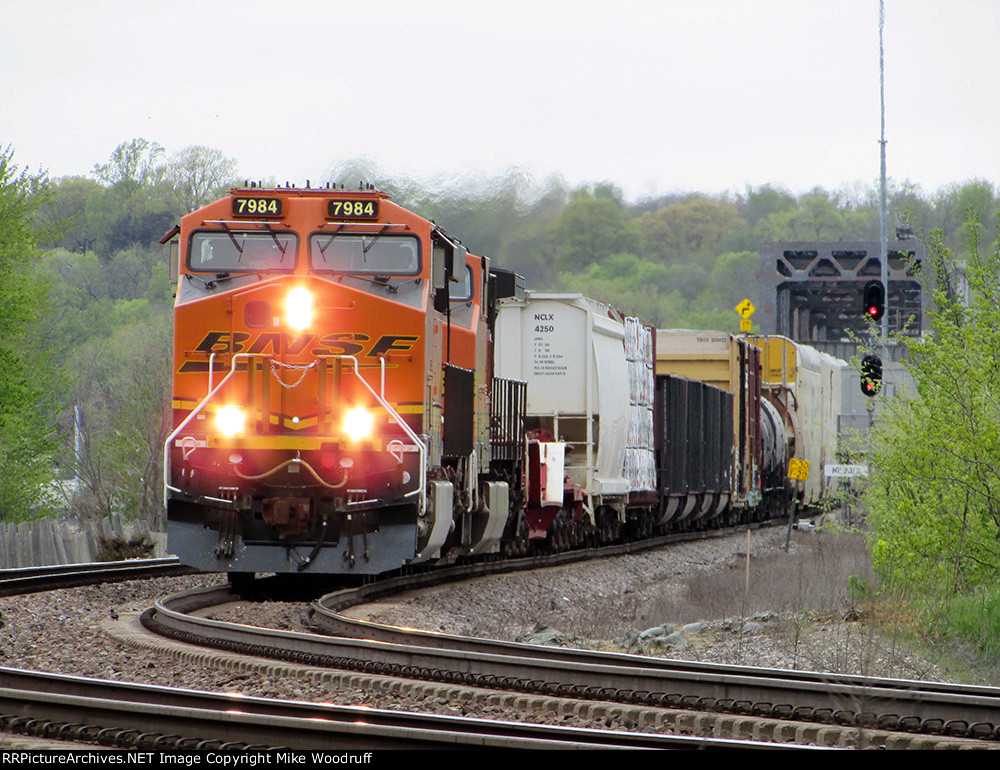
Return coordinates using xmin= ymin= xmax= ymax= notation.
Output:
xmin=161 ymin=185 xmax=839 ymax=577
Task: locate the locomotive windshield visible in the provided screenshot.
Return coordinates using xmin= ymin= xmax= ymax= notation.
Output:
xmin=309 ymin=233 xmax=420 ymax=276
xmin=189 ymin=231 xmax=297 ymax=272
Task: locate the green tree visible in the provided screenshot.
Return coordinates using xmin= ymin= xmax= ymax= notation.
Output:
xmin=494 ymin=175 xmax=568 ymax=286
xmin=754 ymin=187 xmax=877 ymax=242
xmin=706 ymin=250 xmax=762 ymax=313
xmin=636 ymin=196 xmax=746 ymax=265
xmin=87 ymin=139 xmax=177 ymax=254
xmin=69 ymin=301 xmax=172 ymax=525
xmin=865 ymin=215 xmax=1000 ymax=597
xmin=735 ymin=184 xmax=797 ymax=225
xmin=93 ymin=138 xmax=165 ymax=191
xmin=35 ymin=176 xmax=104 ymax=252
xmin=549 ymin=184 xmax=642 ymax=272
xmin=0 ymin=146 xmax=58 ymax=521
xmin=887 ymin=180 xmax=934 ymax=237
xmin=933 ymin=180 xmax=999 ymax=250
xmin=562 ymin=252 xmax=671 ymax=324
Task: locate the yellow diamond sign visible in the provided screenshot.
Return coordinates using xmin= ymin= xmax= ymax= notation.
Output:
xmin=736 ymin=299 xmax=755 ymax=318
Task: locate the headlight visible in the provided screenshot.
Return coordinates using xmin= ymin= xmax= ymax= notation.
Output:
xmin=285 ymin=287 xmax=314 ymax=331
xmin=215 ymin=405 xmax=247 ymax=437
xmin=342 ymin=407 xmax=374 ymax=442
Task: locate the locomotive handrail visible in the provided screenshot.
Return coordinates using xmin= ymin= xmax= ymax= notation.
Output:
xmin=163 ymin=352 xmax=255 ymax=507
xmin=164 ymin=353 xmax=427 ymax=517
xmin=341 ymin=355 xmax=427 ymax=519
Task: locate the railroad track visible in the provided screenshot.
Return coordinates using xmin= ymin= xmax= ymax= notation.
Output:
xmin=6 ymin=540 xmax=997 ymax=749
xmin=0 ymin=557 xmax=194 ymax=596
xmin=0 ymin=667 xmax=791 ymax=750
xmin=0 ymin=552 xmax=799 ymax=750
xmin=139 ymin=578 xmax=1000 ymax=748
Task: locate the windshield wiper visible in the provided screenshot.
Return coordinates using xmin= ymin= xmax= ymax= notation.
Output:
xmin=216 ymin=221 xmax=246 ymax=262
xmin=314 ymin=225 xmax=346 ymax=263
xmin=185 ymin=272 xmax=233 ymax=291
xmin=185 ymin=271 xmax=263 ymax=291
xmin=361 ymin=224 xmax=392 ymax=259
xmin=315 ymin=225 xmax=389 ymax=266
xmin=264 ymin=224 xmax=288 ymax=261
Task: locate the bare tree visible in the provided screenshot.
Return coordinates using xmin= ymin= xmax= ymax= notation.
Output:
xmin=164 ymin=145 xmax=239 ymax=212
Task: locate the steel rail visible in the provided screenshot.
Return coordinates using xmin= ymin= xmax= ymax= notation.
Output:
xmin=0 ymin=557 xmax=193 ymax=596
xmin=313 ymin=576 xmax=998 ymax=700
xmin=0 ymin=667 xmax=788 ymax=750
xmin=144 ymin=581 xmax=1000 ymax=740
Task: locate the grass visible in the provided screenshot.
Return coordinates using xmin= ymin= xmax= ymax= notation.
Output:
xmin=937 ymin=586 xmax=1000 ymax=657
xmin=504 ymin=519 xmax=1000 ymax=685
xmin=643 ymin=526 xmax=878 ymax=627
xmin=668 ymin=527 xmax=1000 ymax=685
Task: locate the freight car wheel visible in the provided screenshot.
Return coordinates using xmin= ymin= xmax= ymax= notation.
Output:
xmin=550 ymin=519 xmax=564 ymax=553
xmin=595 ymin=507 xmax=621 ymax=545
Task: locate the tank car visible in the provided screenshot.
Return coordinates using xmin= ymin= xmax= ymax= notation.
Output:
xmin=749 ymin=335 xmax=849 ymax=508
xmin=162 ymin=185 xmax=521 ymax=575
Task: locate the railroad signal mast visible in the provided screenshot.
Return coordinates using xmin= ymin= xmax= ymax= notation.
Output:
xmin=864 ymin=0 xmax=889 ymax=403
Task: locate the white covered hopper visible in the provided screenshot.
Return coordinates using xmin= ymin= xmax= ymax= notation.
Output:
xmin=494 ymin=293 xmax=655 ymax=517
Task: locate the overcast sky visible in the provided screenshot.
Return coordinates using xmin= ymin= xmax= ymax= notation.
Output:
xmin=3 ymin=0 xmax=998 ymax=201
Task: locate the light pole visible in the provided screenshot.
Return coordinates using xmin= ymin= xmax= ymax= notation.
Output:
xmin=878 ymin=0 xmax=889 ymax=344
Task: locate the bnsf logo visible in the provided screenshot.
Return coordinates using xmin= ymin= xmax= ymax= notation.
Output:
xmin=191 ymin=331 xmax=419 ymax=358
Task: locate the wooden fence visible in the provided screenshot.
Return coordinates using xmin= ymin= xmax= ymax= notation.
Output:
xmin=0 ymin=514 xmax=167 ymax=568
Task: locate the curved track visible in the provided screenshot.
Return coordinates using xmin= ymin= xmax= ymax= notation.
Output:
xmin=0 ymin=667 xmax=786 ymax=750
xmin=0 ymin=557 xmax=796 ymax=749
xmin=141 ymin=577 xmax=1000 ymax=746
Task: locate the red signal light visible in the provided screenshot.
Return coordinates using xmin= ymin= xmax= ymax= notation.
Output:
xmin=860 ymin=355 xmax=882 ymax=397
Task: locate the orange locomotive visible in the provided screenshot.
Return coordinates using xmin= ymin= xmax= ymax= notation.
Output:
xmin=163 ymin=185 xmax=520 ymax=575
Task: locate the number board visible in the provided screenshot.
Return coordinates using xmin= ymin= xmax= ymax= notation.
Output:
xmin=232 ymin=197 xmax=283 ymax=217
xmin=328 ymin=199 xmax=379 ymax=220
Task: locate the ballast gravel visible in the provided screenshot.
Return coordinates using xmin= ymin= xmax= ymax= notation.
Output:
xmin=0 ymin=523 xmax=980 ymax=739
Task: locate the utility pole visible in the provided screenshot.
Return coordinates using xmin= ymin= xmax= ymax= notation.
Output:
xmin=878 ymin=0 xmax=889 ymax=343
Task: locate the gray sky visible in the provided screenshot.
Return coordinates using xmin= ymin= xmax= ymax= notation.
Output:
xmin=4 ymin=0 xmax=998 ymax=201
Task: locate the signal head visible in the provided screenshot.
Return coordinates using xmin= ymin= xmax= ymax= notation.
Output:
xmin=860 ymin=354 xmax=883 ymax=398
xmin=863 ymin=281 xmax=885 ymax=322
